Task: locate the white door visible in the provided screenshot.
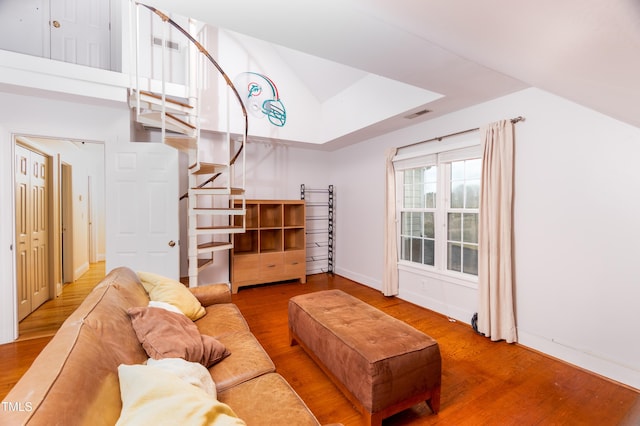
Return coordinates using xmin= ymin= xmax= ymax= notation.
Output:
xmin=50 ymin=0 xmax=111 ymax=69
xmin=15 ymin=145 xmax=50 ymax=321
xmin=107 ymin=142 xmax=180 ymax=279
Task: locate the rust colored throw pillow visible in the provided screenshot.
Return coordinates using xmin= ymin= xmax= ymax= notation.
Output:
xmin=127 ymin=307 xmax=230 ymax=367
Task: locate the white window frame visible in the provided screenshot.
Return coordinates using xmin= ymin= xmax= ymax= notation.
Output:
xmin=394 ymin=143 xmax=482 ymax=287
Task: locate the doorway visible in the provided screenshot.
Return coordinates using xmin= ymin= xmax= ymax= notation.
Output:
xmin=13 ymin=136 xmax=105 ymax=328
xmin=61 ymin=163 xmax=73 ymax=284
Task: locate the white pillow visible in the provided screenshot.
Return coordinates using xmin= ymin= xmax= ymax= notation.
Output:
xmin=148 ymin=300 xmax=184 ymax=316
xmin=147 ymin=357 xmax=216 ymax=398
xmin=116 ymin=364 xmax=244 ymax=426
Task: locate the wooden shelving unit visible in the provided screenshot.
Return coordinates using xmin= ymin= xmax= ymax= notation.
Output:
xmin=231 ymin=200 xmax=306 ymax=293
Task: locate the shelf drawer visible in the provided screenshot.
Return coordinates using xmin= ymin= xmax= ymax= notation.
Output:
xmin=233 ymin=254 xmax=260 ymax=282
xmin=260 ymin=252 xmax=284 ymax=280
xmin=284 ymin=250 xmax=305 ymax=276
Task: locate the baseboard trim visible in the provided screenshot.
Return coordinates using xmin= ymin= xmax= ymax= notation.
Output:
xmin=518 ymin=330 xmax=640 ymax=391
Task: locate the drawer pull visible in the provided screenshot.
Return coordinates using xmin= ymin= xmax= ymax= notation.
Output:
xmin=291 ymin=261 xmax=299 ymax=265
xmin=267 ymin=264 xmax=276 ymax=268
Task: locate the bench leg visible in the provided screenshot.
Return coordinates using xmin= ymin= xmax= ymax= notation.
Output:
xmin=289 ymin=328 xmax=299 ymax=346
xmin=426 ymin=386 xmax=441 ymax=414
xmin=363 ymin=410 xmax=383 ymax=426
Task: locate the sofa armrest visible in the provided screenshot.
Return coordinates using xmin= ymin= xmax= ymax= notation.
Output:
xmin=189 ymin=283 xmax=232 ymax=306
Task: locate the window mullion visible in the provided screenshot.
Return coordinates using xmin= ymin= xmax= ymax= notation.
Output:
xmin=435 ymin=163 xmax=449 ymax=272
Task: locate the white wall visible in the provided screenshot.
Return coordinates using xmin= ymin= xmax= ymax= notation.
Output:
xmin=0 ymin=122 xmax=16 ymax=343
xmin=187 ymin=85 xmax=640 ymax=389
xmin=329 ymin=87 xmax=640 ymax=390
xmin=194 ymin=133 xmax=332 ymax=284
xmin=207 ymin=28 xmax=323 ymax=143
xmin=0 ymin=90 xmax=129 ymax=344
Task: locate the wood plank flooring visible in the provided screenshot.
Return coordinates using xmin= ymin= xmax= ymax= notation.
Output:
xmin=232 ymin=274 xmax=640 ymax=426
xmin=1 ymin=266 xmax=638 ymax=425
xmin=17 ymin=262 xmax=106 ymax=341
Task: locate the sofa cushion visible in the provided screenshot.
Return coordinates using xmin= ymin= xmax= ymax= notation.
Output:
xmin=128 ymin=306 xmax=230 ymax=368
xmin=117 ymin=364 xmax=245 ymax=426
xmin=218 ymin=373 xmax=320 ymax=426
xmin=208 ymin=331 xmax=276 ymax=392
xmin=137 ymin=271 xmax=206 ymax=320
xmin=195 ymin=303 xmax=252 ymax=338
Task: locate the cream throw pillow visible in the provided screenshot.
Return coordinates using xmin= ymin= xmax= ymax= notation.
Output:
xmin=146 ymin=357 xmax=216 ymax=398
xmin=137 ymin=271 xmax=206 ymax=320
xmin=116 ymin=364 xmax=245 ymax=426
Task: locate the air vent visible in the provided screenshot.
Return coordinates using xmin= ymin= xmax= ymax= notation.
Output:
xmin=152 ymin=37 xmax=180 ymax=51
xmin=404 ymin=109 xmax=431 ymax=119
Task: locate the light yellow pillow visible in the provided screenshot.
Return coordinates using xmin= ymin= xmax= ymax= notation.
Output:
xmin=137 ymin=271 xmax=206 ymax=320
xmin=117 ymin=364 xmax=245 ymax=426
xmin=146 ymin=358 xmax=217 ymax=398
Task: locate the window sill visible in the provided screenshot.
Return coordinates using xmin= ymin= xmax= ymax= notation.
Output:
xmin=398 ymin=261 xmax=478 ymax=289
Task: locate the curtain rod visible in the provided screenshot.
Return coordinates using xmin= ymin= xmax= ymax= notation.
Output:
xmin=398 ymin=116 xmax=525 ymax=150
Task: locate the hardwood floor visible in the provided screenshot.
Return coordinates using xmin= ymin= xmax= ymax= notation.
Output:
xmin=232 ymin=274 xmax=640 ymax=426
xmin=1 ymin=267 xmax=638 ymax=425
xmin=17 ymin=262 xmax=106 ymax=341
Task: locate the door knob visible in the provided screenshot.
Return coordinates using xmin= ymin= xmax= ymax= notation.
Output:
xmin=52 ymin=20 xmax=61 ymax=28
xmin=168 ymin=240 xmax=176 ymax=247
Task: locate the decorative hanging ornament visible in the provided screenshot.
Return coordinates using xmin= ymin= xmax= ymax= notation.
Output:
xmin=234 ymin=72 xmax=286 ymax=127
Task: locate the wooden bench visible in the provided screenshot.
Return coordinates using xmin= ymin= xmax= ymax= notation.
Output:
xmin=288 ymin=289 xmax=441 ymax=426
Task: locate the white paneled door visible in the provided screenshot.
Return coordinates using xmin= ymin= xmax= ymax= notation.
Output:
xmin=107 ymin=142 xmax=180 ymax=279
xmin=50 ymin=0 xmax=111 ymax=69
xmin=15 ymin=145 xmax=50 ymax=321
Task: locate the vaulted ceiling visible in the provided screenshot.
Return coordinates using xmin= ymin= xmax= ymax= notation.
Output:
xmin=146 ymin=0 xmax=640 ymax=147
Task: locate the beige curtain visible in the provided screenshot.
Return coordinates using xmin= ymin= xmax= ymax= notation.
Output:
xmin=383 ymin=147 xmax=399 ymax=296
xmin=478 ymin=120 xmax=517 ymax=343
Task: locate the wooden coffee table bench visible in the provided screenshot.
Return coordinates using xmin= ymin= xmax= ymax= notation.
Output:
xmin=288 ymin=289 xmax=441 ymax=426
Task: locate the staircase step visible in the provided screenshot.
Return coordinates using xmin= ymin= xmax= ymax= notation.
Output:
xmin=130 ymin=90 xmax=194 ymax=115
xmin=197 ymin=241 xmax=233 ymax=254
xmin=137 ymin=112 xmax=197 ymax=137
xmin=190 ymin=162 xmax=227 ymax=175
xmin=192 ymin=207 xmax=245 ymax=216
xmin=165 ymin=136 xmax=197 ymax=151
xmin=195 ymin=225 xmax=245 ymax=235
xmin=191 ymin=187 xmax=245 ymax=196
xmin=198 ymin=258 xmax=213 ymax=271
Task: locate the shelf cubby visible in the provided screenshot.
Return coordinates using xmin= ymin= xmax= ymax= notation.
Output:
xmin=234 ymin=230 xmax=258 ymax=254
xmin=259 ymin=204 xmax=282 ymax=228
xmin=284 ymin=203 xmax=305 ymax=227
xmin=260 ymin=229 xmax=283 ymax=253
xmin=284 ymin=228 xmax=305 ymax=251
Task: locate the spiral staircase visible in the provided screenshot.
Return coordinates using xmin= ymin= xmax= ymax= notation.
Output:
xmin=129 ymin=3 xmax=248 ymax=287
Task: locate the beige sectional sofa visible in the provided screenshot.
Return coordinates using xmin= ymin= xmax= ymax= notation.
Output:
xmin=2 ymin=267 xmax=323 ymax=425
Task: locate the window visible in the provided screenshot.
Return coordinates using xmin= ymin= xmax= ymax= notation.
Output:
xmin=397 ymin=147 xmax=481 ymax=278
xmin=446 ymin=158 xmax=481 ymax=275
